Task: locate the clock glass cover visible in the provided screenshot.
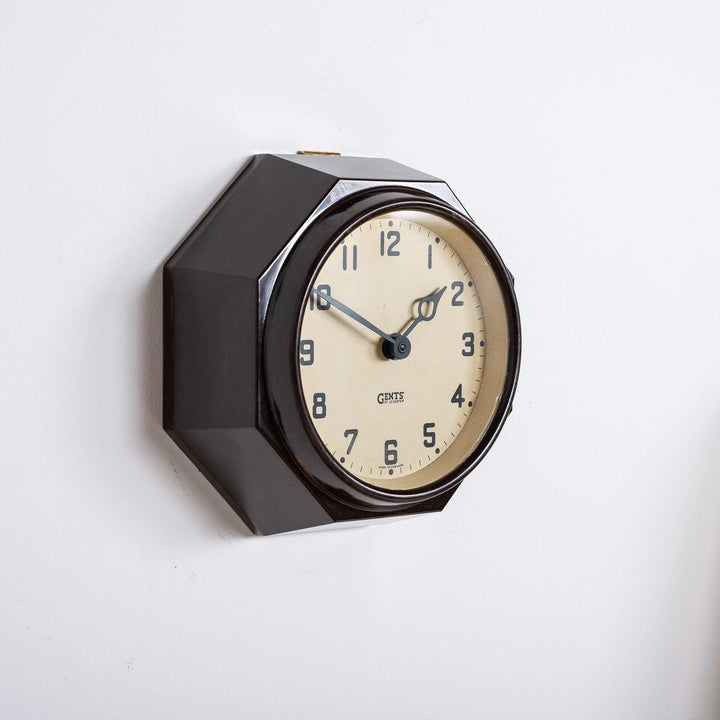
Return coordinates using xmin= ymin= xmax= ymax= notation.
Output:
xmin=298 ymin=208 xmax=512 ymax=492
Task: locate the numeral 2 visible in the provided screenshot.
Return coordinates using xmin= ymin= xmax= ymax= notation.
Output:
xmin=451 ymin=281 xmax=464 ymax=306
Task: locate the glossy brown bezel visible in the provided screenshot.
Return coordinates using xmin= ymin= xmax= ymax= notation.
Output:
xmin=263 ymin=188 xmax=521 ymax=512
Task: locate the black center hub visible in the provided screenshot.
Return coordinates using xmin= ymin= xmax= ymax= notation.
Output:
xmin=382 ymin=333 xmax=412 ymax=360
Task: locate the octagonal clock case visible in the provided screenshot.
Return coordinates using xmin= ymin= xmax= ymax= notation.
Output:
xmin=163 ymin=153 xmax=521 ymax=535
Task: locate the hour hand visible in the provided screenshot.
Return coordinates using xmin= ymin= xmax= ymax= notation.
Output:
xmin=312 ymin=288 xmax=394 ymax=343
xmin=402 ymin=286 xmax=448 ymax=338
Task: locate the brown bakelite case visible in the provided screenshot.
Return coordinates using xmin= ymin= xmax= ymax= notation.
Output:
xmin=163 ymin=154 xmax=520 ymax=535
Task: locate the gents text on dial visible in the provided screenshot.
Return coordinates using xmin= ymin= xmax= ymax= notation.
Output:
xmin=377 ymin=392 xmax=405 ymax=405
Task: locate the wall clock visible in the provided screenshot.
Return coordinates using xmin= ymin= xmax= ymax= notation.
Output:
xmin=163 ymin=153 xmax=521 ymax=535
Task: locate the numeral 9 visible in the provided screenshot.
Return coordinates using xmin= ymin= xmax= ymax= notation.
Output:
xmin=299 ymin=339 xmax=314 ymax=365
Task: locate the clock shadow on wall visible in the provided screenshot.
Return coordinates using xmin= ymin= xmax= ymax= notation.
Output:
xmin=154 ymin=153 xmax=521 ymax=537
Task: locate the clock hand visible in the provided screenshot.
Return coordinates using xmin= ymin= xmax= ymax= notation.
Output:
xmin=401 ymin=286 xmax=448 ymax=338
xmin=312 ymin=288 xmax=395 ymax=344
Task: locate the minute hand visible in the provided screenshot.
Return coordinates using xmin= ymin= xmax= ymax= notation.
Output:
xmin=313 ymin=288 xmax=395 ymax=343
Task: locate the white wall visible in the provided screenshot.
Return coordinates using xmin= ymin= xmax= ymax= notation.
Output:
xmin=2 ymin=1 xmax=719 ymax=718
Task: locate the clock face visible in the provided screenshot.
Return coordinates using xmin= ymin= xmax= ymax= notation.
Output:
xmin=297 ymin=208 xmax=512 ymax=492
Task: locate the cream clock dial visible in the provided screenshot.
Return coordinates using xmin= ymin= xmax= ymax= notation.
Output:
xmin=298 ymin=208 xmax=510 ymax=492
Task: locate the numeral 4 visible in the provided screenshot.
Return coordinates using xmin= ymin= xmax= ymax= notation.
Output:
xmin=451 ymin=384 xmax=465 ymax=408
